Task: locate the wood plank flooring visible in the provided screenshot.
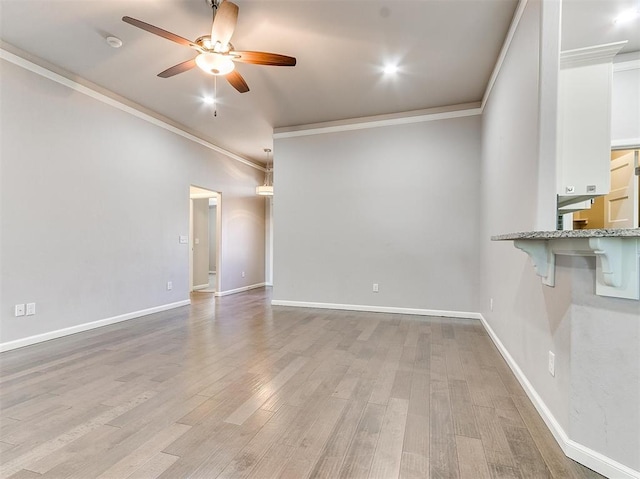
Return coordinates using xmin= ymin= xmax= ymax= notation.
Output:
xmin=0 ymin=288 xmax=603 ymax=479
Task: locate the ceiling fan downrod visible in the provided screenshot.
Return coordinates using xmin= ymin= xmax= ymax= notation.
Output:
xmin=207 ymin=0 xmax=219 ymax=18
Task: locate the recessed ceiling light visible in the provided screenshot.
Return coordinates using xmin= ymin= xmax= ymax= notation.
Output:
xmin=203 ymin=96 xmax=215 ymax=105
xmin=106 ymin=36 xmax=123 ymax=48
xmin=383 ymin=64 xmax=399 ymax=75
xmin=613 ymin=8 xmax=640 ymax=24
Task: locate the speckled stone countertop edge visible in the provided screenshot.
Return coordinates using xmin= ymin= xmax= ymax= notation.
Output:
xmin=491 ymin=228 xmax=640 ymax=241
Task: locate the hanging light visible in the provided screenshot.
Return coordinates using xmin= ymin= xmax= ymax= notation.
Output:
xmin=256 ymin=148 xmax=274 ymax=196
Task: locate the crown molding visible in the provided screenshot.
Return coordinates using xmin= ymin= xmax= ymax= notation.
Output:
xmin=0 ymin=44 xmax=266 ymax=172
xmin=273 ymin=103 xmax=482 ymax=139
xmin=560 ymin=41 xmax=627 ymax=68
xmin=481 ymin=0 xmax=529 ymax=111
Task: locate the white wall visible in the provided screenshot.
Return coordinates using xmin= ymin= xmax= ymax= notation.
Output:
xmin=480 ymin=0 xmax=639 ymax=474
xmin=273 ymin=114 xmax=482 ymax=314
xmin=0 ymin=59 xmax=265 ymax=346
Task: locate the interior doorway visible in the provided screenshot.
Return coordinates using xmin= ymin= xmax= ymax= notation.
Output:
xmin=189 ymin=185 xmax=220 ymax=293
xmin=573 ymin=148 xmax=639 ymax=229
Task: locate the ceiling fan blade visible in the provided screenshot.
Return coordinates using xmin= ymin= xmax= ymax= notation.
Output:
xmin=211 ymin=1 xmax=239 ymax=48
xmin=231 ymin=51 xmax=297 ymax=66
xmin=122 ymin=16 xmax=200 ymax=50
xmin=226 ymin=70 xmax=250 ymax=93
xmin=158 ymin=58 xmax=197 ymax=78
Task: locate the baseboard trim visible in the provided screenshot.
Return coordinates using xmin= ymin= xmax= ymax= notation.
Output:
xmin=215 ymin=283 xmax=266 ymax=297
xmin=479 ymin=315 xmax=640 ymax=479
xmin=0 ymin=300 xmax=191 ymax=353
xmin=270 ymin=300 xmax=482 ymax=320
xmin=193 ymin=283 xmax=209 ymax=291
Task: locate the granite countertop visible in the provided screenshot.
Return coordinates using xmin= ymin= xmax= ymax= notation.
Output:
xmin=491 ymin=228 xmax=640 ymax=241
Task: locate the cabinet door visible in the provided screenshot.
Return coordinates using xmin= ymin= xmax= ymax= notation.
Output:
xmin=604 ymin=150 xmax=639 ymax=228
xmin=558 ymin=62 xmax=612 ymax=197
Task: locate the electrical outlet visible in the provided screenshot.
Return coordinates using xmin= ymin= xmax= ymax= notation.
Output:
xmin=490 ymin=298 xmax=494 ymax=311
xmin=373 ymin=283 xmax=379 ymax=293
xmin=26 ymin=303 xmax=36 ymax=316
xmin=242 ymin=271 xmax=245 ymax=278
xmin=167 ymin=281 xmax=173 ymax=291
xmin=548 ymin=351 xmax=555 ymax=377
xmin=195 ymin=238 xmax=200 ymax=245
xmin=15 ymin=304 xmax=25 ymax=317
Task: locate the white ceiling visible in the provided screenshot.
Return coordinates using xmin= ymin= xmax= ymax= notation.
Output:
xmin=1 ymin=0 xmax=638 ymax=165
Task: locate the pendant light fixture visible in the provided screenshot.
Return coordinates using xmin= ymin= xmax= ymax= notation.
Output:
xmin=256 ymin=148 xmax=274 ymax=196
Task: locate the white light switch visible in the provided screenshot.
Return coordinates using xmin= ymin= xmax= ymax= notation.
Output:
xmin=195 ymin=238 xmax=200 ymax=245
xmin=26 ymin=303 xmax=36 ymax=315
xmin=179 ymin=235 xmax=188 ymax=244
xmin=15 ymin=304 xmax=25 ymax=317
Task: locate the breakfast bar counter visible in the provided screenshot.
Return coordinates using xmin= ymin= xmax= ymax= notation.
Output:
xmin=492 ymin=229 xmax=640 ymax=299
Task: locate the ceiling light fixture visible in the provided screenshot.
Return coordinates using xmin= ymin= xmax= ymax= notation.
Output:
xmin=195 ymin=52 xmax=235 ymax=76
xmin=203 ymin=95 xmax=215 ymax=105
xmin=106 ymin=36 xmax=123 ymax=48
xmin=613 ymin=8 xmax=640 ymax=24
xmin=256 ymin=148 xmax=274 ymax=196
xmin=383 ymin=64 xmax=399 ymax=74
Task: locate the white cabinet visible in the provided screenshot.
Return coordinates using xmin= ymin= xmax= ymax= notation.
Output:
xmin=611 ymin=55 xmax=640 ymax=146
xmin=556 ymin=42 xmax=626 ymax=208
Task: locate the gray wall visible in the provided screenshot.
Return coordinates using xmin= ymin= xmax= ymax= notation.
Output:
xmin=209 ymin=205 xmax=217 ymax=272
xmin=0 ymin=59 xmax=265 ymax=345
xmin=192 ymin=198 xmax=209 ymax=287
xmin=568 ymin=257 xmax=639 ymax=469
xmin=480 ymin=0 xmax=639 ymax=472
xmin=273 ymin=115 xmax=482 ymax=313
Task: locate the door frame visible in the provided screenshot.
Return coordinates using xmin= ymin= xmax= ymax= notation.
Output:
xmin=189 ymin=185 xmax=221 ymax=293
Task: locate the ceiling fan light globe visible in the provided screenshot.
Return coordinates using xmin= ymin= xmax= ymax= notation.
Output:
xmin=195 ymin=52 xmax=235 ymax=75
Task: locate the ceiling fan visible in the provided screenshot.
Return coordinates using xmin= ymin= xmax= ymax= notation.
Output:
xmin=122 ymin=0 xmax=296 ymax=94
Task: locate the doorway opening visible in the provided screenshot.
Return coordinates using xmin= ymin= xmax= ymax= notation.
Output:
xmin=573 ymin=148 xmax=639 ymax=229
xmin=189 ymin=185 xmax=220 ymax=293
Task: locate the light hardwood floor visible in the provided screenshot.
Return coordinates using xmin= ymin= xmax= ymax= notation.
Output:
xmin=0 ymin=288 xmax=602 ymax=479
